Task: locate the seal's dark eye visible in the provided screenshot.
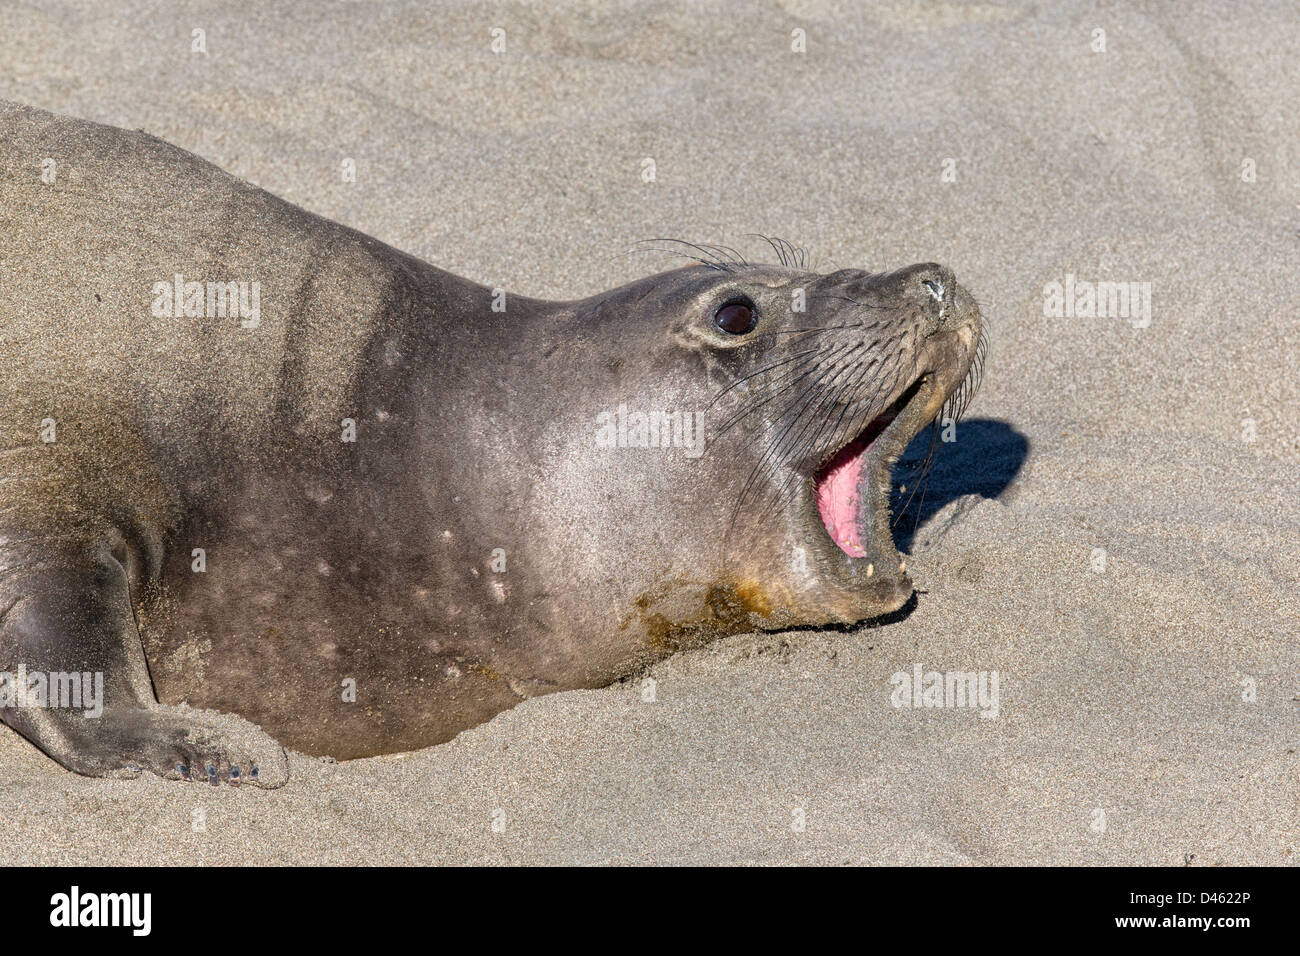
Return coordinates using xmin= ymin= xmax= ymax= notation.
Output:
xmin=714 ymin=300 xmax=756 ymax=335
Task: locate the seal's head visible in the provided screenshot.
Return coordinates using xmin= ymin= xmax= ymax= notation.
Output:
xmin=568 ymin=251 xmax=987 ymax=641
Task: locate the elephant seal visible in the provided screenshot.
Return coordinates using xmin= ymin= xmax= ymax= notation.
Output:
xmin=0 ymin=101 xmax=986 ymax=786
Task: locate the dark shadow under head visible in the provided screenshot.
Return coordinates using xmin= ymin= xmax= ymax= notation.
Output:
xmin=890 ymin=418 xmax=1029 ymax=555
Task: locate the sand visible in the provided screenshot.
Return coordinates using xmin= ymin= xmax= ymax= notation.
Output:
xmin=0 ymin=0 xmax=1295 ymax=864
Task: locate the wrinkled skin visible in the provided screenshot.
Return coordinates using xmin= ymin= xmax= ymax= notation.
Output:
xmin=0 ymin=102 xmax=983 ymax=784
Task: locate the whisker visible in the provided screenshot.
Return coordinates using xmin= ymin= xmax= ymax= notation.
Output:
xmin=728 ymin=343 xmax=864 ymax=517
xmin=745 ymin=233 xmax=790 ymax=268
xmin=633 ymin=238 xmax=738 ymax=272
xmin=706 ymin=348 xmax=822 ymax=409
xmin=711 ymin=358 xmax=829 ymax=441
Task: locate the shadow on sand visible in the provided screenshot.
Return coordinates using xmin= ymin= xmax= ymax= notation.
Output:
xmin=889 ymin=418 xmax=1029 ymax=555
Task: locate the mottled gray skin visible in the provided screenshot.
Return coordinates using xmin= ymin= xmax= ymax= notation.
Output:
xmin=0 ymin=102 xmax=984 ymax=785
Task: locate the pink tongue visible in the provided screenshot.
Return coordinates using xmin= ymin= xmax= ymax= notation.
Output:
xmin=815 ymin=446 xmax=868 ymax=558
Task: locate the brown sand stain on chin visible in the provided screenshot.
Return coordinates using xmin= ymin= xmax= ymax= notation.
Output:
xmin=472 ymin=662 xmax=501 ymax=682
xmin=626 ymin=579 xmax=780 ymax=656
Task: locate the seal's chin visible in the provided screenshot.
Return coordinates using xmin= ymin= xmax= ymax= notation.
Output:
xmin=812 ymin=376 xmax=929 ymax=560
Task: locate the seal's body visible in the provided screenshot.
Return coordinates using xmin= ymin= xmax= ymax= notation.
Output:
xmin=0 ymin=102 xmax=985 ymax=784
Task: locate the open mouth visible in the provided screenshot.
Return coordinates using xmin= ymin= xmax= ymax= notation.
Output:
xmin=813 ymin=376 xmax=928 ymax=559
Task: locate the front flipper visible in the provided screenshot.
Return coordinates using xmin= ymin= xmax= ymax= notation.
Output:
xmin=0 ymin=542 xmax=288 ymax=787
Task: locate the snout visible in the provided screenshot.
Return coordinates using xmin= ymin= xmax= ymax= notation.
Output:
xmin=889 ymin=262 xmax=954 ymax=302
xmin=879 ymin=262 xmax=981 ymax=337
